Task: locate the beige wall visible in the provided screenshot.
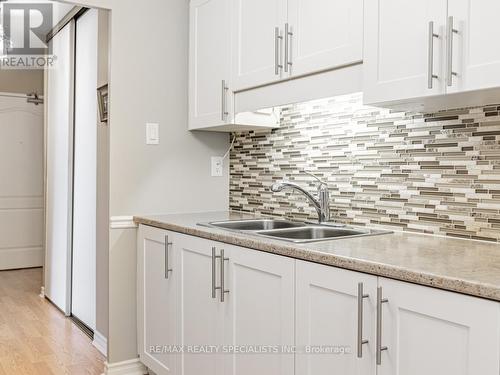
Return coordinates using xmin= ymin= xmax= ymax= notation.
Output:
xmin=65 ymin=0 xmax=230 ymax=364
xmin=95 ymin=9 xmax=110 ymax=341
xmin=0 ymin=70 xmax=43 ymax=94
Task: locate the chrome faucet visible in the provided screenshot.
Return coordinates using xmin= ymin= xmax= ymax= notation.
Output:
xmin=271 ymin=172 xmax=330 ymax=223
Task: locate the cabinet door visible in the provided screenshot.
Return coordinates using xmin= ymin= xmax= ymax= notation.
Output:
xmin=178 ymin=233 xmax=225 ymax=375
xmin=447 ymin=0 xmax=500 ymax=93
xmin=363 ymin=0 xmax=447 ymax=104
xmin=295 ymin=261 xmax=377 ymax=375
xmin=224 ymin=245 xmax=295 ymax=375
xmin=189 ymin=0 xmax=232 ymax=130
xmin=137 ymin=225 xmax=178 ymax=375
xmin=231 ymin=0 xmax=287 ymax=91
xmin=378 ymin=277 xmax=500 ymax=375
xmin=287 ymin=0 xmax=363 ymax=78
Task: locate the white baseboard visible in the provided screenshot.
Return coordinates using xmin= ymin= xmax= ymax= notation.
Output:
xmin=93 ymin=330 xmax=107 ymax=358
xmin=104 ymin=358 xmax=148 ymax=375
xmin=0 ymin=246 xmax=43 ymax=270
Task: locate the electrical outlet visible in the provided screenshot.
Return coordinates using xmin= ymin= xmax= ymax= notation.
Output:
xmin=146 ymin=123 xmax=159 ymax=145
xmin=211 ymin=157 xmax=223 ymax=177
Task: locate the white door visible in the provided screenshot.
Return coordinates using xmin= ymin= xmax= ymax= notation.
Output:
xmin=447 ymin=0 xmax=500 ymax=93
xmin=179 ymin=233 xmax=224 ymax=375
xmin=231 ymin=0 xmax=287 ymax=91
xmin=137 ymin=226 xmax=178 ymax=375
xmin=363 ymin=0 xmax=447 ymax=105
xmin=287 ymin=0 xmax=363 ymax=78
xmin=224 ymin=244 xmax=295 ymax=375
xmin=0 ymin=95 xmax=44 ymax=270
xmin=295 ymin=261 xmax=377 ymax=375
xmin=45 ymin=20 xmax=75 ymax=314
xmin=71 ymin=8 xmax=98 ymax=330
xmin=378 ymin=277 xmax=500 ymax=375
xmin=189 ymin=0 xmax=232 ymax=130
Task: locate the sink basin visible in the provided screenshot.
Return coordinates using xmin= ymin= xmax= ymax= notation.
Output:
xmin=199 ymin=218 xmax=391 ymax=243
xmin=207 ymin=219 xmax=306 ymax=231
xmin=257 ymin=226 xmax=371 ymax=243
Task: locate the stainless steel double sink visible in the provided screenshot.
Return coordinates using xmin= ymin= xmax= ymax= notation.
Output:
xmin=199 ymin=219 xmax=391 ymax=244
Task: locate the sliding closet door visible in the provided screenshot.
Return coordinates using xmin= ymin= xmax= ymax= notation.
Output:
xmin=71 ymin=9 xmax=98 ymax=330
xmin=45 ymin=20 xmax=75 ymax=314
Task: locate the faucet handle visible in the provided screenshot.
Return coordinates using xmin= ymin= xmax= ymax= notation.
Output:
xmin=304 ymin=171 xmax=328 ymax=188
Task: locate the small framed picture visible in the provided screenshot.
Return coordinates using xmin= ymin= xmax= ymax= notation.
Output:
xmin=97 ymin=84 xmax=109 ymax=122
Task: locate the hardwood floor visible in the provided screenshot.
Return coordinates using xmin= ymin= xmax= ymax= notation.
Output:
xmin=0 ymin=268 xmax=105 ymax=374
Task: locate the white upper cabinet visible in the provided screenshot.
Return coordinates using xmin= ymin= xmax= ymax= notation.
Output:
xmin=287 ymin=0 xmax=363 ymax=78
xmin=378 ymin=277 xmax=500 ymax=375
xmin=231 ymin=0 xmax=288 ymax=91
xmin=189 ymin=0 xmax=279 ymax=132
xmin=364 ymin=0 xmax=448 ymax=105
xmin=447 ymin=0 xmax=500 ymax=93
xmin=231 ymin=0 xmax=363 ymax=92
xmin=189 ymin=0 xmax=364 ymax=129
xmin=364 ymin=0 xmax=500 ymax=109
xmin=189 ymin=0 xmax=232 ymax=129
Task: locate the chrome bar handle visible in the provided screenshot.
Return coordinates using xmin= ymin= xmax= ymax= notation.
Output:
xmin=446 ymin=16 xmax=458 ymax=87
xmin=212 ymin=247 xmax=221 ymax=298
xmin=219 ymin=249 xmax=229 ymax=303
xmin=221 ymin=80 xmax=229 ymax=121
xmin=164 ymin=235 xmax=173 ymax=279
xmin=284 ymin=23 xmax=293 ymax=73
xmin=274 ymin=27 xmax=283 ymax=75
xmin=428 ymin=21 xmax=439 ymax=89
xmin=357 ymin=282 xmax=369 ymax=358
xmin=376 ymin=287 xmax=388 ymax=365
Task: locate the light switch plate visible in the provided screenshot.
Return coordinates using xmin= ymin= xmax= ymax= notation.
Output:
xmin=146 ymin=123 xmax=159 ymax=145
xmin=211 ymin=156 xmax=223 ymax=177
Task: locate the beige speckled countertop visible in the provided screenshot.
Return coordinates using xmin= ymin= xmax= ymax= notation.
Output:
xmin=134 ymin=211 xmax=500 ymax=302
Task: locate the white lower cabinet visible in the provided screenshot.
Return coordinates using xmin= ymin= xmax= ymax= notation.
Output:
xmin=137 ymin=225 xmax=179 ymax=375
xmin=138 ymin=225 xmax=500 ymax=375
xmin=177 ymin=233 xmax=225 ymax=375
xmin=224 ymin=245 xmax=295 ymax=375
xmin=295 ymin=260 xmax=377 ymax=375
xmin=176 ymin=231 xmax=294 ymax=375
xmin=377 ymin=277 xmax=500 ymax=375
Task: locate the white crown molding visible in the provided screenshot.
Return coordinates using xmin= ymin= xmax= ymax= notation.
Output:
xmin=110 ymin=216 xmax=137 ymax=229
xmin=93 ymin=330 xmax=107 ymax=358
xmin=103 ymin=358 xmax=147 ymax=375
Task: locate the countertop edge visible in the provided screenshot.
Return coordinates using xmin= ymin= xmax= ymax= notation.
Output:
xmin=133 ymin=216 xmax=500 ymax=302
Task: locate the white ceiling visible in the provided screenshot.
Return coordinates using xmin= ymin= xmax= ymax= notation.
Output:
xmin=51 ymin=1 xmax=76 ymax=26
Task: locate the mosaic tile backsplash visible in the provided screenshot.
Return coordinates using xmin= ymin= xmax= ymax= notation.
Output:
xmin=229 ymin=92 xmax=500 ymax=242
